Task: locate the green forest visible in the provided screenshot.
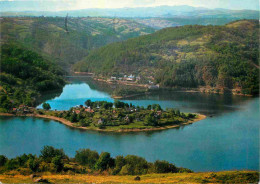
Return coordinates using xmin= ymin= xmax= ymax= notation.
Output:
xmin=0 ymin=43 xmax=65 ymax=111
xmin=74 ymin=20 xmax=259 ymax=95
xmin=0 ymin=146 xmax=192 ymax=175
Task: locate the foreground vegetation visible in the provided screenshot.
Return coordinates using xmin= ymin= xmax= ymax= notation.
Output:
xmin=39 ymin=100 xmax=199 ymax=131
xmin=0 ymin=43 xmax=65 ymax=112
xmin=74 ymin=20 xmax=259 ymax=95
xmin=1 ymin=146 xmax=258 ymax=183
xmin=0 ymin=146 xmax=192 ymax=177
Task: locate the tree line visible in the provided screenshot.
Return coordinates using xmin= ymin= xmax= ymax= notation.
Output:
xmin=0 ymin=146 xmax=192 ymax=175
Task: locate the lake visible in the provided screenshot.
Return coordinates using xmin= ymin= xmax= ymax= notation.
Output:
xmin=0 ymin=78 xmax=259 ymax=172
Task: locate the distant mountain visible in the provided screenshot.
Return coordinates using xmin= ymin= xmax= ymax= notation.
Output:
xmin=74 ymin=20 xmax=259 ymax=95
xmin=0 ymin=17 xmax=154 ymax=69
xmin=1 ymin=5 xmax=258 ymax=19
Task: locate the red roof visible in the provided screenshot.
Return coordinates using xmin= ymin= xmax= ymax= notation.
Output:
xmin=74 ymin=110 xmax=80 ymax=114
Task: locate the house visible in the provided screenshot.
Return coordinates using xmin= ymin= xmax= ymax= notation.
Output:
xmin=97 ymin=118 xmax=104 ymax=124
xmin=157 ymin=111 xmax=162 ymax=116
xmin=85 ymin=108 xmax=94 ymax=113
xmin=148 ymin=84 xmax=159 ymax=89
xmin=111 ymin=76 xmax=117 ymax=81
xmin=127 ymin=74 xmax=135 ymax=81
xmin=124 ymin=116 xmax=130 ymax=123
xmin=136 ymin=76 xmax=141 ymax=81
xmin=74 ymin=110 xmax=81 ymax=114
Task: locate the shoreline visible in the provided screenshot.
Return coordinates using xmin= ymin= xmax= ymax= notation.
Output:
xmin=89 ymin=75 xmax=253 ymax=97
xmin=0 ymin=113 xmax=206 ymax=133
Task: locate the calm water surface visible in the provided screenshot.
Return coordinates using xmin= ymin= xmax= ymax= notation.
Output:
xmin=0 ymin=78 xmax=259 ymax=172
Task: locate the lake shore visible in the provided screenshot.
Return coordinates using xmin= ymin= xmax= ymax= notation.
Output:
xmin=90 ymin=75 xmax=253 ymax=97
xmin=0 ymin=113 xmax=206 ymax=132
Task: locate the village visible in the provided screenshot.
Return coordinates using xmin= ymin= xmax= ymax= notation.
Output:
xmin=96 ymin=74 xmax=160 ymax=89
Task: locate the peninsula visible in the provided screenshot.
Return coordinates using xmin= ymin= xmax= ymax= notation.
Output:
xmin=1 ymin=100 xmax=206 ymax=132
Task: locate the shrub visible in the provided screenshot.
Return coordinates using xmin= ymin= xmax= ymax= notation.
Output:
xmin=154 ymin=160 xmax=178 ymax=173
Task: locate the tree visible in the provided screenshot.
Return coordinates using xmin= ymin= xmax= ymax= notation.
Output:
xmin=70 ymin=112 xmax=78 ymax=122
xmin=94 ymin=152 xmax=114 ymax=171
xmin=40 ymin=146 xmax=66 ymax=163
xmin=154 ymin=160 xmax=177 ymax=173
xmin=144 ymin=112 xmax=158 ymax=126
xmin=42 ymin=102 xmax=51 ymax=110
xmin=51 ymin=156 xmax=64 ymax=172
xmin=0 ymin=155 xmax=7 ymax=166
xmin=85 ymin=99 xmax=92 ymax=107
xmin=113 ymin=156 xmax=126 ymax=175
xmin=75 ymin=149 xmax=99 ymax=168
xmin=27 ymin=158 xmax=40 ymax=172
xmin=147 ymin=105 xmax=151 ymax=110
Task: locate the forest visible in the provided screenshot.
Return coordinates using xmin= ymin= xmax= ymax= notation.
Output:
xmin=0 ymin=43 xmax=65 ymax=111
xmin=0 ymin=17 xmax=154 ymax=69
xmin=74 ymin=20 xmax=259 ymax=95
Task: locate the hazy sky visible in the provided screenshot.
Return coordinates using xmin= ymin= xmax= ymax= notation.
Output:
xmin=1 ymin=0 xmax=259 ymax=11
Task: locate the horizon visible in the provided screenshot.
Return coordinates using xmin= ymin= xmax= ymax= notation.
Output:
xmin=0 ymin=0 xmax=259 ymax=12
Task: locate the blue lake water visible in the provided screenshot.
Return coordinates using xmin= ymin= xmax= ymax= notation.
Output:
xmin=0 ymin=78 xmax=259 ymax=172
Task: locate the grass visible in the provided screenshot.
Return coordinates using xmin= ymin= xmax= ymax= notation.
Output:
xmin=0 ymin=171 xmax=258 ymax=183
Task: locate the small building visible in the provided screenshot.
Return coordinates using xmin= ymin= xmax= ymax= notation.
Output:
xmin=85 ymin=108 xmax=94 ymax=113
xmin=127 ymin=74 xmax=135 ymax=81
xmin=74 ymin=110 xmax=81 ymax=114
xmin=148 ymin=84 xmax=159 ymax=89
xmin=111 ymin=76 xmax=117 ymax=81
xmin=124 ymin=116 xmax=130 ymax=123
xmin=97 ymin=118 xmax=104 ymax=124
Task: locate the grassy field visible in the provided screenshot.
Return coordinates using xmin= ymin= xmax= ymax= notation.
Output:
xmin=0 ymin=171 xmax=258 ymax=183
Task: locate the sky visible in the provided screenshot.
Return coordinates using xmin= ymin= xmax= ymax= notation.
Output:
xmin=0 ymin=0 xmax=259 ymax=11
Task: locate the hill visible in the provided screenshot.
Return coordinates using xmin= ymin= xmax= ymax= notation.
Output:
xmin=0 ymin=17 xmax=155 ymax=69
xmin=0 ymin=43 xmax=65 ymax=111
xmin=73 ymin=20 xmax=259 ymax=95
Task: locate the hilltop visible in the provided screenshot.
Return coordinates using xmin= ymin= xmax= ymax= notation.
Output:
xmin=0 ymin=17 xmax=155 ymax=69
xmin=74 ymin=20 xmax=259 ymax=95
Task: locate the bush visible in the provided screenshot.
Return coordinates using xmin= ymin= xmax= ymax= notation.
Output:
xmin=154 ymin=160 xmax=177 ymax=173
